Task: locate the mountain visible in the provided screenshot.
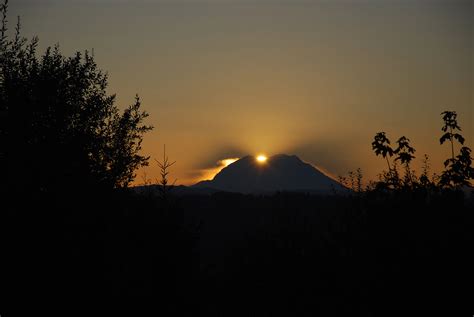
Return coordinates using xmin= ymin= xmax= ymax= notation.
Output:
xmin=193 ymin=154 xmax=345 ymax=194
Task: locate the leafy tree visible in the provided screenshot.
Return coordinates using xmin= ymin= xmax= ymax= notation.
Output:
xmin=372 ymin=132 xmax=402 ymax=189
xmin=372 ymin=132 xmax=394 ymax=171
xmin=394 ymin=136 xmax=416 ymax=186
xmin=0 ymin=1 xmax=152 ymax=193
xmin=394 ymin=136 xmax=416 ymax=167
xmin=439 ymin=147 xmax=474 ymax=188
xmin=439 ymin=111 xmax=473 ymax=188
xmin=440 ymin=111 xmax=464 ymax=160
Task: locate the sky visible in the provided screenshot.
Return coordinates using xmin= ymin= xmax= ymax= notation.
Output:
xmin=8 ymin=0 xmax=473 ymax=185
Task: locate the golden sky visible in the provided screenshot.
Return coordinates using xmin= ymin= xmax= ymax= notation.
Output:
xmin=11 ymin=0 xmax=473 ymax=185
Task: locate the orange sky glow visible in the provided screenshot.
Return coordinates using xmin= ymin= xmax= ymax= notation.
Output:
xmin=10 ymin=0 xmax=473 ymax=186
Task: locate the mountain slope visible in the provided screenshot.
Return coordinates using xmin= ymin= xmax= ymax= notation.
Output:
xmin=193 ymin=154 xmax=344 ymax=194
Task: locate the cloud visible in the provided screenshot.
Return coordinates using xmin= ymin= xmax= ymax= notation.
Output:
xmin=182 ymin=145 xmax=245 ymax=184
xmin=194 ymin=145 xmax=246 ymax=170
xmin=187 ymin=156 xmax=239 ymax=184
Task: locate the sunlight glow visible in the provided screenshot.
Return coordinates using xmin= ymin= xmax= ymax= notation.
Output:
xmin=220 ymin=158 xmax=238 ymax=167
xmin=197 ymin=157 xmax=240 ymax=182
xmin=256 ymin=155 xmax=268 ymax=163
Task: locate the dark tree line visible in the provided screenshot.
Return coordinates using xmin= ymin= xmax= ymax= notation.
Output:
xmin=0 ymin=0 xmax=152 ymax=198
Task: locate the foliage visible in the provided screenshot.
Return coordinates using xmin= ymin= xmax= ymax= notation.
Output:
xmin=394 ymin=136 xmax=416 ymax=187
xmin=440 ymin=111 xmax=464 ymax=151
xmin=419 ymin=155 xmax=430 ymax=186
xmin=338 ymin=168 xmax=363 ymax=195
xmin=370 ymin=111 xmax=472 ymax=192
xmin=438 ymin=111 xmax=473 ymax=188
xmin=439 ymin=146 xmax=474 ymax=188
xmin=371 ymin=132 xmax=394 ymax=170
xmin=394 ymin=136 xmax=415 ymax=167
xmin=372 ymin=132 xmax=411 ymax=189
xmin=0 ymin=1 xmax=152 ymax=192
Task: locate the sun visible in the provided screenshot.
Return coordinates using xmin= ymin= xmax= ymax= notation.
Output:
xmin=256 ymin=155 xmax=268 ymax=163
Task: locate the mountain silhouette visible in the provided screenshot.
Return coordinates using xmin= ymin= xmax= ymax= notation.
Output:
xmin=193 ymin=154 xmax=344 ymax=194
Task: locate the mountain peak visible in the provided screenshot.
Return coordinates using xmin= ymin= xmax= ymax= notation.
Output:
xmin=194 ymin=154 xmax=343 ymax=194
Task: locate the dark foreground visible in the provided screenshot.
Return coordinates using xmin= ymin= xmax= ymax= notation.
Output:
xmin=3 ymin=189 xmax=473 ymax=316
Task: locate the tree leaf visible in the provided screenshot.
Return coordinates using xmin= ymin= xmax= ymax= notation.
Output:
xmin=439 ymin=132 xmax=451 ymax=144
xmin=453 ymin=133 xmax=465 ymax=145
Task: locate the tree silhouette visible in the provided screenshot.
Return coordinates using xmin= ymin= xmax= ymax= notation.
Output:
xmin=440 ymin=111 xmax=464 ymax=160
xmin=439 ymin=146 xmax=474 ymax=188
xmin=394 ymin=136 xmax=416 ymax=186
xmin=372 ymin=132 xmax=394 ymax=171
xmin=439 ymin=111 xmax=473 ymax=188
xmin=155 ymin=145 xmax=176 ymax=200
xmin=356 ymin=168 xmax=363 ymax=193
xmin=394 ymin=136 xmax=415 ymax=166
xmin=372 ymin=132 xmax=400 ymax=188
xmin=1 ymin=1 xmax=152 ymax=193
xmin=419 ymin=154 xmax=433 ymax=188
xmin=348 ymin=170 xmax=355 ymax=191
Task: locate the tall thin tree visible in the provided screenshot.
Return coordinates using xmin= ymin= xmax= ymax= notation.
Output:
xmin=439 ymin=111 xmax=473 ymax=188
xmin=155 ymin=145 xmax=177 ymax=200
xmin=440 ymin=111 xmax=464 ymax=161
